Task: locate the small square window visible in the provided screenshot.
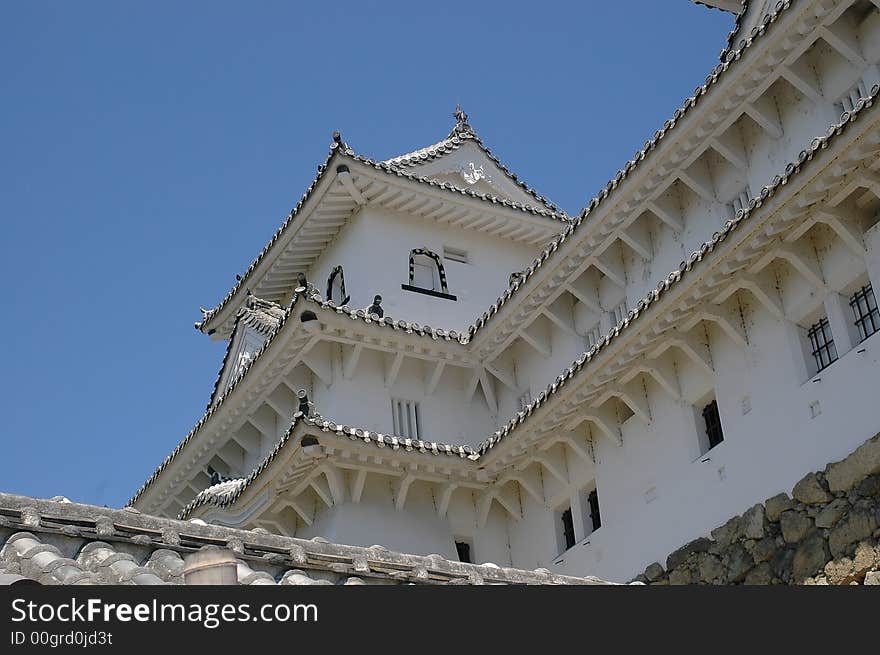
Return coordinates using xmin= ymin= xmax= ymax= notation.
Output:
xmin=443 ymin=246 xmax=469 ymax=264
xmin=807 ymin=317 xmax=838 ymax=373
xmin=850 ymin=284 xmax=879 ymax=342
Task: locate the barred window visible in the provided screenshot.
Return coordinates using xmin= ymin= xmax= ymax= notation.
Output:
xmin=391 ymin=399 xmax=422 ymax=440
xmin=455 ymin=541 xmax=472 ymax=563
xmin=609 ymin=300 xmax=628 ymax=327
xmin=702 ymin=399 xmax=724 ymax=450
xmin=560 ymin=507 xmax=576 ymax=550
xmin=807 ymin=317 xmax=838 ymax=372
xmin=587 ymin=488 xmax=601 ymax=532
xmin=585 ymin=322 xmax=601 ymax=349
xmin=850 ymin=284 xmax=879 ymax=342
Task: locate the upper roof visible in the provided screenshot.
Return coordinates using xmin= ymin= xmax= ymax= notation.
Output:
xmin=195 ymin=110 xmax=569 ymax=340
xmin=384 ymin=106 xmax=563 ymax=214
xmin=0 ymin=492 xmax=612 ymax=585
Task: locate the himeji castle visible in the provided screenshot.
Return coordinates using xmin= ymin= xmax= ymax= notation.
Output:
xmin=123 ymin=0 xmax=880 ymax=583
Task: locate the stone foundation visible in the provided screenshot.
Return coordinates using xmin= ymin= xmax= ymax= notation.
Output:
xmin=634 ymin=432 xmax=880 ymax=585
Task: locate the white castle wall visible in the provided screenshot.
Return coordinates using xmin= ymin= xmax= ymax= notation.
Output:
xmin=190 ymin=1 xmax=880 ymax=583
xmin=308 ymin=205 xmax=544 ymax=327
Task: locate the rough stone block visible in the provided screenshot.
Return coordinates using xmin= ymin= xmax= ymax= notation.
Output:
xmin=710 ymin=515 xmax=742 ymax=549
xmin=698 ymin=554 xmax=724 ymax=583
xmin=666 ymin=537 xmax=712 ymax=571
xmin=742 ymin=504 xmax=765 ymax=539
xmin=815 ymin=498 xmax=849 ymax=529
xmin=726 ymin=543 xmax=754 ymax=583
xmin=824 ymin=557 xmax=856 ymax=585
xmin=828 ymin=510 xmax=878 ymax=558
xmin=780 ymin=510 xmax=813 ymax=543
xmin=743 ymin=562 xmax=774 ymax=585
xmin=771 ymin=548 xmax=794 ymax=581
xmin=856 ymin=475 xmax=880 ymax=498
xmin=792 ymin=472 xmax=832 ymax=505
xmin=749 ymin=537 xmax=776 ymax=564
xmin=864 ymin=571 xmax=880 ymax=585
xmin=765 ymin=493 xmax=793 ymax=522
xmin=825 ymin=432 xmax=880 ymax=493
xmin=852 ymin=541 xmax=879 ymax=573
xmin=644 ymin=562 xmax=665 ymax=582
xmin=668 ymin=567 xmax=693 ymax=585
xmin=792 ymin=532 xmax=830 ymax=582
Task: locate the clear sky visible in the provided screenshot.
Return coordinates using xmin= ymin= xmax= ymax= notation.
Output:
xmin=0 ymin=1 xmax=733 ymax=507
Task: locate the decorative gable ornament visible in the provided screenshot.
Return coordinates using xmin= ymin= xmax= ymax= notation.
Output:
xmin=460 ymin=162 xmax=486 ymax=186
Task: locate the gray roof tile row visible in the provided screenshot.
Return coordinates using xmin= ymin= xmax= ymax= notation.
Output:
xmin=0 ymin=494 xmax=610 ymax=585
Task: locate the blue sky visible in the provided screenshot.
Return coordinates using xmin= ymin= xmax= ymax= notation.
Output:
xmin=0 ymin=2 xmax=733 ymax=507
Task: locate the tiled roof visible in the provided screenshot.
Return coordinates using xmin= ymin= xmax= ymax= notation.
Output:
xmin=0 ymin=493 xmax=611 ymax=585
xmin=189 ymin=93 xmax=879 ymax=515
xmin=185 ymin=75 xmax=875 ymax=508
xmin=139 ymin=69 xmax=877 ymax=513
xmin=207 ymin=295 xmax=286 ymax=407
xmin=178 ymin=409 xmax=480 ymax=520
xmin=237 ymin=296 xmax=285 ymax=335
xmin=130 ymin=286 xmax=472 ymax=508
xmin=467 ymin=0 xmax=788 ymax=341
xmin=301 ymin=289 xmax=471 ymax=343
xmin=474 ymin=83 xmax=880 ymax=456
xmin=196 ymin=131 xmax=569 ymax=336
xmin=384 ymin=107 xmax=564 ymax=214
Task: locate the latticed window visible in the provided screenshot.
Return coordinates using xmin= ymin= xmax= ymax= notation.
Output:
xmin=585 ymin=323 xmax=601 ymax=349
xmin=609 ymin=300 xmax=628 ymax=327
xmin=587 ymin=489 xmax=601 ymax=532
xmin=702 ymin=399 xmax=724 ymax=450
xmin=807 ymin=317 xmax=838 ymax=372
xmin=391 ymin=399 xmax=422 ymax=440
xmin=850 ymin=284 xmax=879 ymax=342
xmin=561 ymin=507 xmax=576 ymax=550
xmin=412 ymin=256 xmax=440 ymax=291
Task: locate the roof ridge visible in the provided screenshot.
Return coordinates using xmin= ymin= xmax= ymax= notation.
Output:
xmin=0 ymin=492 xmax=609 ymax=585
xmin=382 ymin=105 xmax=564 ymax=214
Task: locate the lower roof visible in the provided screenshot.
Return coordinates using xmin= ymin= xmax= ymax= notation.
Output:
xmin=0 ymin=492 xmax=612 ymax=585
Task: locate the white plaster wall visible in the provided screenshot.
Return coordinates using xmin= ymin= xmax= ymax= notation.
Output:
xmin=307 ymin=205 xmax=546 ymax=328
xmin=292 ymin=474 xmax=513 ymax=564
xmin=548 ymin=305 xmax=880 ymax=582
xmin=308 ymin=346 xmax=497 ymax=445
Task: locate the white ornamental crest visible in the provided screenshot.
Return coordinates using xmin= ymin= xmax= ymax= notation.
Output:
xmin=460 ymin=162 xmax=485 ymax=185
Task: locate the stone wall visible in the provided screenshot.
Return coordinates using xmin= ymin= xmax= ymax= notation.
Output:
xmin=633 ymin=432 xmax=880 ymax=585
